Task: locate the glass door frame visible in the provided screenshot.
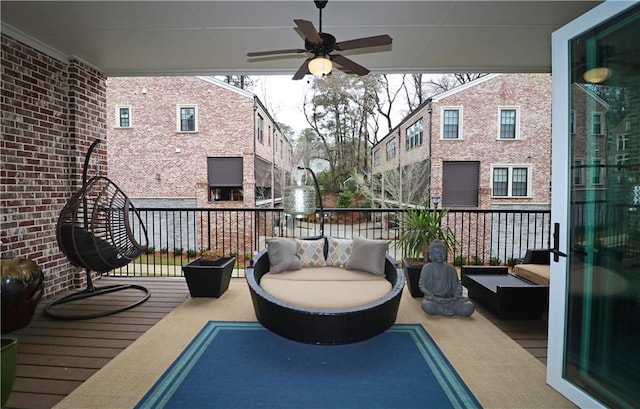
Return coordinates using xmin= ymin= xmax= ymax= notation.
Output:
xmin=548 ymin=1 xmax=638 ymax=407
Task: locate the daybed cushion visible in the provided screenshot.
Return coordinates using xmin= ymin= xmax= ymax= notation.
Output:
xmin=344 ymin=237 xmax=389 ymax=276
xmin=514 ymin=264 xmax=550 ymax=285
xmin=266 ymin=238 xmax=300 ymax=273
xmin=260 ymin=266 xmax=392 ymax=309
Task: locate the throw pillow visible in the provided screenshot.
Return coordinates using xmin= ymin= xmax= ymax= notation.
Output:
xmin=266 ymin=238 xmax=300 ymax=273
xmin=326 ymin=237 xmax=352 ymax=267
xmin=345 ymin=237 xmax=389 ymax=276
xmin=296 ymin=238 xmax=326 ymax=267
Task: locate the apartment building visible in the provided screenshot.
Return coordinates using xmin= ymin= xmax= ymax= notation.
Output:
xmin=106 ymin=76 xmax=293 ymax=253
xmin=372 ymin=73 xmax=552 ymax=211
xmin=106 ymin=76 xmax=293 ymax=210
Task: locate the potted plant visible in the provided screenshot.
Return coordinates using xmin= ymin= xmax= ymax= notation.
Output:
xmin=1 ymin=257 xmax=45 ymax=407
xmin=182 ymin=249 xmax=236 ymax=297
xmin=397 ymin=201 xmax=457 ymax=297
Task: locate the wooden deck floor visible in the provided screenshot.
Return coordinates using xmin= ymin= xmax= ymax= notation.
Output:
xmin=4 ymin=277 xmax=548 ymax=409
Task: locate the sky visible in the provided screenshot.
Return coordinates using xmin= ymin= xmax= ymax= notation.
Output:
xmin=251 ymin=74 xmax=410 ymax=139
xmin=252 ymin=75 xmax=313 ymax=136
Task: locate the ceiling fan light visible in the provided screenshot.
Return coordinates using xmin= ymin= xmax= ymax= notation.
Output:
xmin=308 ymin=56 xmax=332 ymax=76
xmin=583 ymin=66 xmax=612 ymax=84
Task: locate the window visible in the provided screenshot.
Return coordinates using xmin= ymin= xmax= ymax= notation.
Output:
xmin=617 ymin=134 xmax=629 ymax=150
xmin=207 ymin=157 xmax=243 ymax=202
xmin=591 ymin=158 xmax=604 ymax=184
xmin=442 ymin=108 xmax=461 ymax=139
xmin=116 ymin=106 xmax=131 ymax=127
xmin=442 ymin=161 xmax=479 ymax=206
xmin=491 ymin=165 xmax=530 ymax=197
xmin=405 ymin=119 xmax=423 ymax=150
xmin=616 ymin=154 xmax=628 ymax=169
xmin=386 ymin=139 xmax=397 ymax=160
xmin=373 ymin=149 xmax=381 ymax=166
xmin=177 ymin=105 xmax=196 ymax=132
xmin=591 ymin=113 xmax=603 ymax=135
xmin=498 ymin=108 xmax=519 ymax=139
xmin=573 ymin=159 xmax=584 ymax=185
xmin=257 ymin=115 xmax=264 ymax=143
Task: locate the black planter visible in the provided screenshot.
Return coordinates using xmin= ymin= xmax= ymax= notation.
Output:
xmin=182 ymin=257 xmax=236 ymax=298
xmin=402 ymin=257 xmax=424 ymax=298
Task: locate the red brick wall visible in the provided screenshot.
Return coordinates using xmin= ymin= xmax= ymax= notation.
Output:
xmin=1 ymin=34 xmax=107 ymax=296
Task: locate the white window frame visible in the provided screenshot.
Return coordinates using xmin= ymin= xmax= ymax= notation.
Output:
xmin=572 ymin=159 xmax=584 ymax=186
xmin=590 ymin=112 xmax=603 ymax=135
xmin=386 ymin=139 xmax=397 ymax=160
xmin=497 ymin=106 xmax=520 ymax=140
xmin=617 ymin=134 xmax=629 ymax=151
xmin=440 ymin=107 xmax=463 ymax=140
xmin=405 ymin=118 xmax=423 ymax=150
xmin=177 ymin=104 xmax=198 ymax=132
xmin=490 ymin=164 xmax=532 ymax=197
xmin=115 ymin=105 xmax=132 ymax=128
xmin=373 ymin=149 xmax=381 ymax=166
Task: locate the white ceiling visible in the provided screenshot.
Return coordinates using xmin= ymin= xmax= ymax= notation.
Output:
xmin=1 ymin=1 xmax=603 ymax=78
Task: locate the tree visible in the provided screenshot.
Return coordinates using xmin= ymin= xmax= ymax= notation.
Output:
xmin=302 ymin=75 xmax=381 ymax=192
xmin=220 ymin=75 xmax=255 ymax=90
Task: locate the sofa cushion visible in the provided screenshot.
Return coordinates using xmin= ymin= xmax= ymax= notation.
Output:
xmin=296 ymin=238 xmax=326 ymax=267
xmin=266 ymin=238 xmax=300 ymax=273
xmin=326 ymin=237 xmax=352 ymax=267
xmin=345 ymin=237 xmax=389 ymax=276
xmin=260 ymin=267 xmax=392 ymax=309
xmin=514 ymin=264 xmax=550 ymax=285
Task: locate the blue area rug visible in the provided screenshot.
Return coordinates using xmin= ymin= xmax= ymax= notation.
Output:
xmin=136 ymin=322 xmax=482 ymax=409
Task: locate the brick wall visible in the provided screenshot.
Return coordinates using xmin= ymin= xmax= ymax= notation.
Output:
xmin=1 ymin=34 xmax=107 ymax=296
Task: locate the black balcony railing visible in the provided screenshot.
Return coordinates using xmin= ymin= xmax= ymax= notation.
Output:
xmin=113 ymin=207 xmax=552 ymax=278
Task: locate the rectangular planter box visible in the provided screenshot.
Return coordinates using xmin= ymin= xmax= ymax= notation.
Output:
xmin=182 ymin=257 xmax=236 ymax=298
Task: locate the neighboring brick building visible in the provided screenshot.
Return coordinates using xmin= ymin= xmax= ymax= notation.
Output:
xmin=106 ymin=76 xmax=292 ymax=209
xmin=372 ymin=73 xmax=552 ymax=211
xmin=105 ymin=76 xmax=293 ymax=256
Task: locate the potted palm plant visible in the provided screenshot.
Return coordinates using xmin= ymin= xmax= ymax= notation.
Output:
xmin=397 ymin=201 xmax=457 ymax=297
xmin=182 ymin=249 xmax=236 ymax=297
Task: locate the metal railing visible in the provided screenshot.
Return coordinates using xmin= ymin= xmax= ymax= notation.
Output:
xmin=114 ymin=207 xmax=551 ymax=278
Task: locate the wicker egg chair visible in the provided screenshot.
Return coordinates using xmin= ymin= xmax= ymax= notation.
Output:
xmin=45 ymin=139 xmax=150 ymax=319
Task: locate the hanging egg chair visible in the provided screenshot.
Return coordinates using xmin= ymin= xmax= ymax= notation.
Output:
xmin=45 ymin=139 xmax=150 ymax=319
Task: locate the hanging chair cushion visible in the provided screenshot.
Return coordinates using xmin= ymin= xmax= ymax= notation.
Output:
xmin=58 ymin=223 xmax=126 ymax=272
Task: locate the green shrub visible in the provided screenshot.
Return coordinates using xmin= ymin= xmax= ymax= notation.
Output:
xmin=173 ymin=247 xmax=183 ymax=256
xmin=471 ymin=255 xmax=484 ymax=265
xmin=453 ymin=255 xmax=467 ymax=266
xmin=489 ymin=256 xmax=501 ymax=266
xmin=160 ymin=247 xmax=168 ymax=254
xmin=507 ymin=257 xmax=518 ymax=267
xmin=145 ymin=246 xmax=155 ymax=254
xmin=337 ymin=191 xmax=354 ymax=208
xmin=186 ymin=249 xmax=197 ymax=258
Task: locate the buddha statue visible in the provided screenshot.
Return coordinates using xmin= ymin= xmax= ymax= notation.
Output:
xmin=419 ymin=240 xmax=474 ymax=317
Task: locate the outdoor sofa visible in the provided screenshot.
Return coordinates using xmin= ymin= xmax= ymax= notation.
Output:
xmin=246 ymin=236 xmax=405 ymax=344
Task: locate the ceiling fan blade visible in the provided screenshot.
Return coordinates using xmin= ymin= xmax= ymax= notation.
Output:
xmin=292 ymin=58 xmax=312 ymax=80
xmin=247 ymin=49 xmax=307 ymax=57
xmin=294 ymin=19 xmax=322 ymax=44
xmin=331 ymin=55 xmax=370 ymax=76
xmin=335 ymin=34 xmax=392 ymax=51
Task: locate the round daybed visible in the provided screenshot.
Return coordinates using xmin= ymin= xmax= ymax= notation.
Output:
xmin=246 ymin=239 xmax=405 ymax=345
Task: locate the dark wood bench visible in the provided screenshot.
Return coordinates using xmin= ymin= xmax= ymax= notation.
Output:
xmin=461 ymin=266 xmax=549 ymax=319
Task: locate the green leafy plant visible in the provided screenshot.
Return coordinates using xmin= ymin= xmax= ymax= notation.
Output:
xmin=471 ymin=255 xmax=484 ymax=265
xmin=337 ymin=191 xmax=354 ymax=208
xmin=145 ymin=246 xmax=155 ymax=255
xmin=507 ymin=257 xmax=518 ymax=267
xmin=186 ymin=249 xmax=197 ymax=258
xmin=397 ymin=199 xmax=457 ymax=264
xmin=160 ymin=247 xmax=168 ymax=254
xmin=173 ymin=247 xmax=183 ymax=256
xmin=489 ymin=256 xmax=501 ymax=266
xmin=453 ymin=255 xmax=467 ymax=266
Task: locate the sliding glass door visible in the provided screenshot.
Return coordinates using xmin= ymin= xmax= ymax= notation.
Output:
xmin=549 ymin=2 xmax=640 ymax=407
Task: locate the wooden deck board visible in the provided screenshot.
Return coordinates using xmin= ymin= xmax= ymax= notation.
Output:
xmin=3 ymin=277 xmax=547 ymax=409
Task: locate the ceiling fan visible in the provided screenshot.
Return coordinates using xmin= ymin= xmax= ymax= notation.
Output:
xmin=247 ymin=0 xmax=392 ymax=80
